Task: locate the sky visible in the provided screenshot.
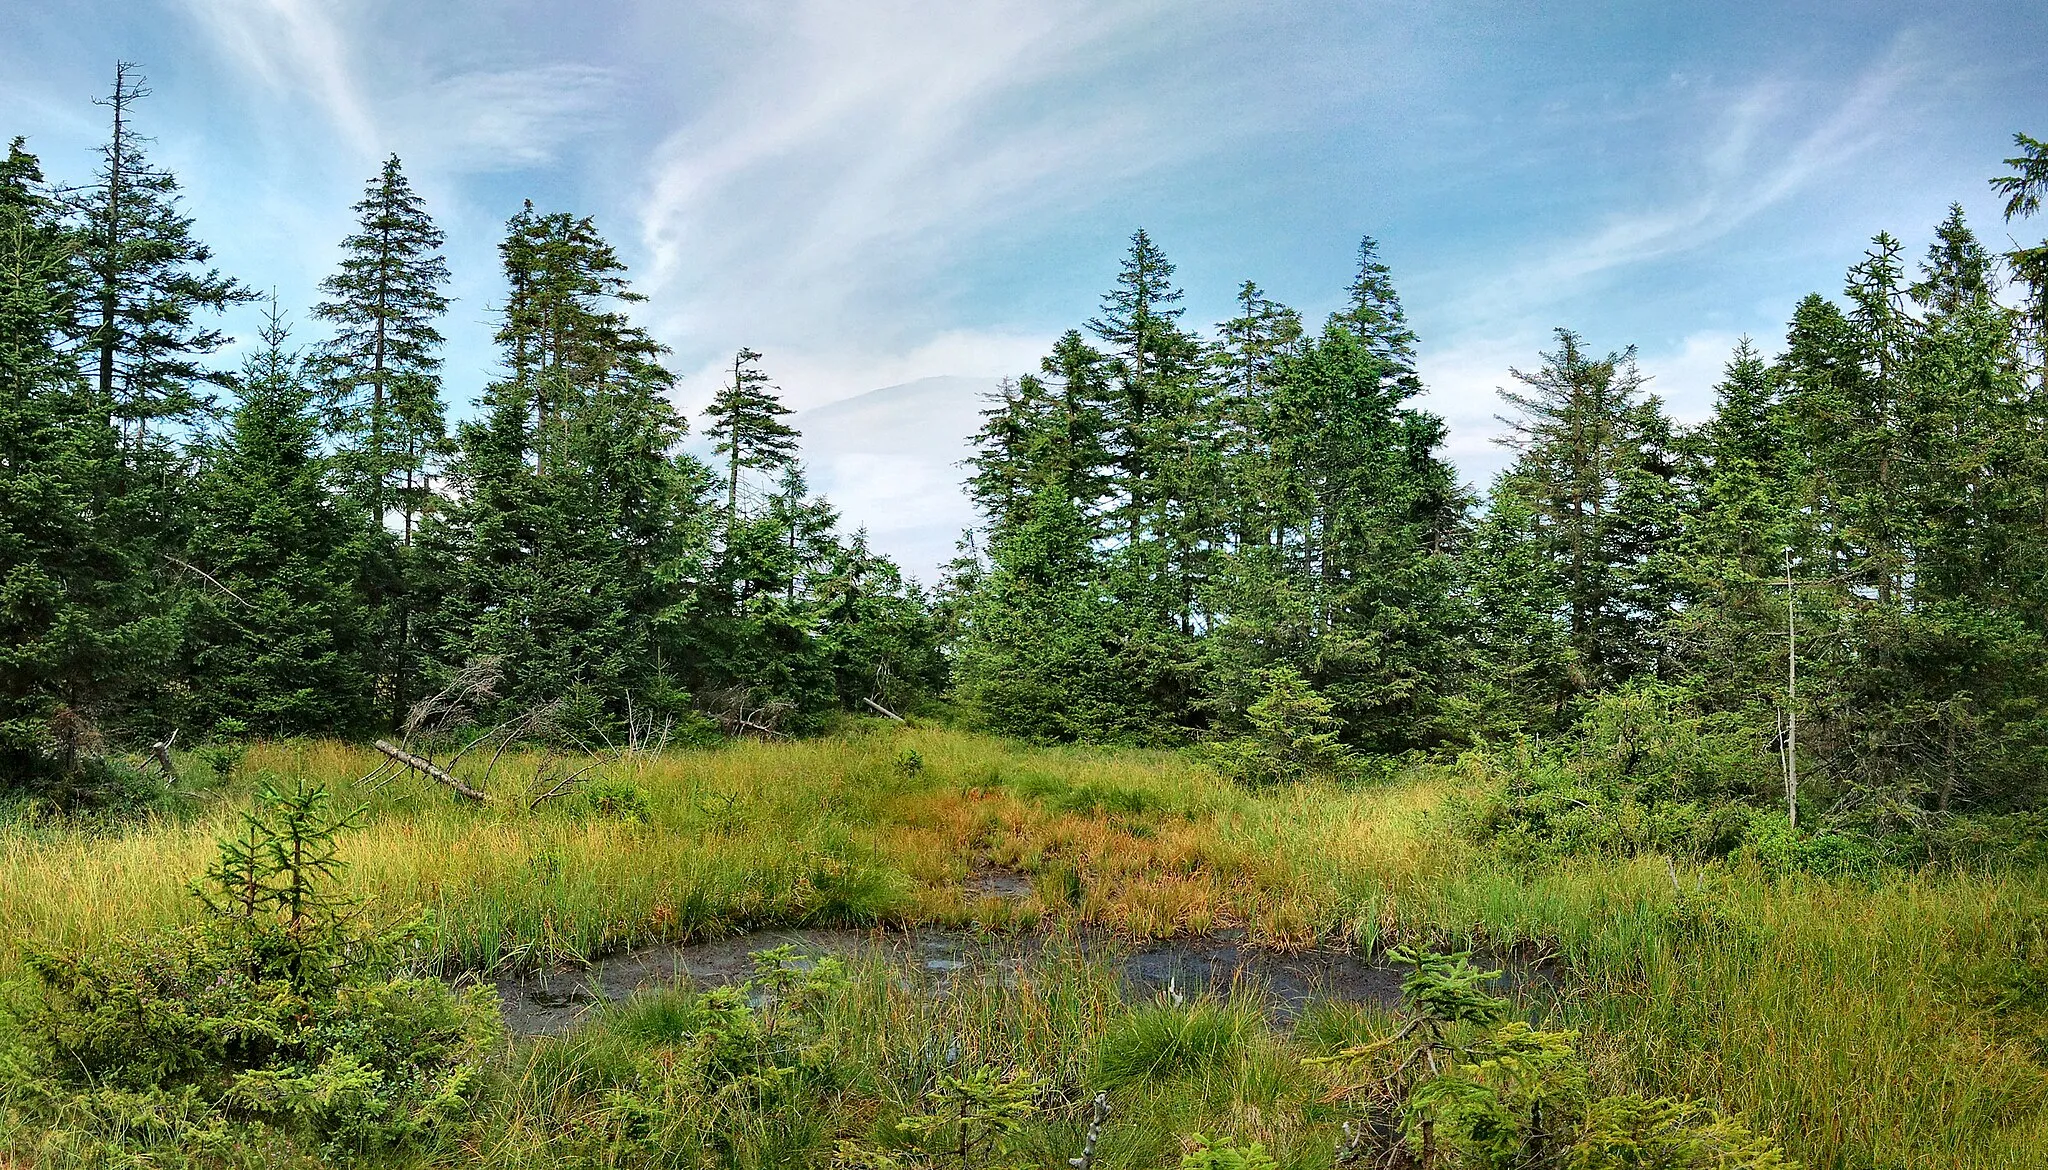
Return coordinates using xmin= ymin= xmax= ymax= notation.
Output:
xmin=5 ymin=1 xmax=2046 ymax=580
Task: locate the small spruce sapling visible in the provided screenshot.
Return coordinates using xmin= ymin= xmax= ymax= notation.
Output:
xmin=1178 ymin=1135 xmax=1279 ymax=1170
xmin=195 ymin=775 xmax=366 ymax=983
xmin=1208 ymin=665 xmax=1357 ymax=785
xmin=1311 ymin=947 xmax=1794 ymax=1167
xmin=895 ymin=1066 xmax=1045 ymax=1170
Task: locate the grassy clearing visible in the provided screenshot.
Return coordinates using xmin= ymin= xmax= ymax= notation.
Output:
xmin=4 ymin=725 xmax=2046 ymax=1166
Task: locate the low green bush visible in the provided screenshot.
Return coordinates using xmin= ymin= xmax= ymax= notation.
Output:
xmin=575 ymin=778 xmax=653 ymax=823
xmin=2 ymin=776 xmax=500 ymax=1163
xmin=1201 ymin=666 xmax=1357 ymax=788
xmin=1452 ymin=682 xmax=1775 ymax=863
xmin=1312 ymin=948 xmax=1794 ymax=1168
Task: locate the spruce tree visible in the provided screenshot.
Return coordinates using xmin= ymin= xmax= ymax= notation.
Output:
xmin=1329 ymin=236 xmax=1422 ymax=396
xmin=1666 ymin=339 xmax=1796 ymax=721
xmin=812 ymin=529 xmax=947 ymax=711
xmin=966 ymin=335 xmax=1113 ymax=538
xmin=702 ymin=347 xmax=799 ymax=519
xmin=1990 ymin=131 xmax=2048 ymax=373
xmin=1456 ymin=475 xmax=1575 ymax=731
xmin=184 ymin=303 xmax=375 ymax=735
xmin=0 ymin=139 xmax=176 ymax=785
xmin=65 ymin=63 xmax=251 ymax=444
xmin=423 ymin=207 xmax=702 ymax=721
xmin=1086 ymin=228 xmax=1202 ymax=551
xmin=312 ymin=156 xmax=450 ymax=726
xmin=1492 ymin=329 xmax=1681 ymax=693
xmin=313 ymin=155 xmax=450 ymax=538
xmin=1203 ymin=247 xmax=1463 ymax=750
xmin=1207 ymin=283 xmax=1301 ymax=554
xmin=954 ymin=487 xmax=1166 ymax=742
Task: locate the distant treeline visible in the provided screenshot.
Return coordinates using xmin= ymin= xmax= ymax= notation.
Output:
xmin=5 ymin=64 xmax=2048 ymax=822
xmin=2 ymin=64 xmax=942 ymax=792
xmin=948 ymin=137 xmax=2048 ymax=820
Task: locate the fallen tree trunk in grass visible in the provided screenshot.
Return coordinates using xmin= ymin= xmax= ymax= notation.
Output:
xmin=372 ymin=739 xmax=491 ymax=802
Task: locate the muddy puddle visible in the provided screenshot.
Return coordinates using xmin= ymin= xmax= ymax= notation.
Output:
xmin=482 ymin=925 xmax=1422 ymax=1037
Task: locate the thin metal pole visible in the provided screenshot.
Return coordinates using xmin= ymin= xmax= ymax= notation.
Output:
xmin=1784 ymin=546 xmax=1798 ymax=830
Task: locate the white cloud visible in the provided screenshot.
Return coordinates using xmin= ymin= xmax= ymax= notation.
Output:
xmin=1412 ymin=32 xmax=1940 ymax=491
xmin=177 ymin=0 xmax=379 ymax=158
xmin=393 ymin=64 xmax=620 ymax=173
xmin=1447 ymin=35 xmax=1929 ymax=328
xmin=634 ymin=0 xmax=1201 ymax=363
xmin=673 ymin=327 xmax=1050 ymax=415
xmin=178 ymin=3 xmax=618 ymax=175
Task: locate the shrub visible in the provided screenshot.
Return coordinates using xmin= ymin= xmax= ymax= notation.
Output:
xmin=894 ymin=1065 xmax=1045 ymax=1169
xmin=194 ymin=717 xmax=251 ymax=782
xmin=1738 ymin=808 xmax=1884 ymax=879
xmin=1180 ymin=1134 xmax=1279 ymax=1169
xmin=5 ymin=777 xmax=501 ymax=1160
xmin=1203 ymin=666 xmax=1356 ymax=787
xmin=576 ymin=778 xmax=653 ymax=823
xmin=1311 ymin=948 xmax=1794 ymax=1169
xmin=1454 ymin=682 xmax=1768 ymax=863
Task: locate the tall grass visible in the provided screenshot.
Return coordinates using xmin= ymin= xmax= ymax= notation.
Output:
xmin=3 ymin=725 xmax=2045 ymax=1166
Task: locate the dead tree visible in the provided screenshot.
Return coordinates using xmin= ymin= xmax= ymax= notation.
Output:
xmin=146 ymin=729 xmax=179 ymax=786
xmin=372 ymin=740 xmax=491 ymax=802
xmin=704 ymin=686 xmax=794 ymax=739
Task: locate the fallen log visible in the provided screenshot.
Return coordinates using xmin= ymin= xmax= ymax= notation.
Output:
xmin=372 ymin=739 xmax=491 ymax=802
xmin=862 ymin=696 xmax=906 ymax=723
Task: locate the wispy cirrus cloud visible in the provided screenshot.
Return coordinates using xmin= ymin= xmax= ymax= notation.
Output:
xmin=175 ymin=0 xmax=379 ymax=158
xmin=1455 ymin=35 xmax=1930 ymax=326
xmin=177 ymin=3 xmax=619 ymax=176
xmin=634 ymin=0 xmax=1225 ymax=401
xmin=394 ymin=64 xmax=621 ymax=173
xmin=1415 ymin=33 xmax=1946 ymax=487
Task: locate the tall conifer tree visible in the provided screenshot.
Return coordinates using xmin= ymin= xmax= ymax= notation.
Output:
xmin=185 ymin=304 xmax=375 ymax=735
xmin=314 ymin=155 xmax=450 ymax=538
xmin=0 ymin=140 xmax=176 ymax=785
xmin=66 ymin=63 xmax=250 ymax=443
xmin=702 ymin=347 xmax=799 ymax=520
xmin=423 ymin=207 xmax=700 ymax=719
xmin=1492 ymin=330 xmax=1681 ymax=693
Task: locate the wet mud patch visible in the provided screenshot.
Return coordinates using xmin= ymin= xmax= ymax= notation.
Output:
xmin=483 ymin=927 xmax=1473 ymax=1036
xmin=963 ymin=866 xmax=1035 ymax=900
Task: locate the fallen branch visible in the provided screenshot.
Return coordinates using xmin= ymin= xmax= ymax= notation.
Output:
xmin=862 ymin=696 xmax=906 ymax=723
xmin=165 ymin=556 xmax=255 ymax=610
xmin=527 ymin=755 xmax=615 ymax=811
xmin=372 ymin=739 xmax=490 ymax=802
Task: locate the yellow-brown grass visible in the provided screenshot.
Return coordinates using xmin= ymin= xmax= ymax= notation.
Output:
xmin=3 ymin=726 xmax=2045 ymax=1167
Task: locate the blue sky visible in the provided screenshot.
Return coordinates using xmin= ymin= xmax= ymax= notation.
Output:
xmin=6 ymin=1 xmax=2046 ymax=579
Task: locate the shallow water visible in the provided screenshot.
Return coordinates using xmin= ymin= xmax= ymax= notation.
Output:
xmin=481 ymin=924 xmax=1417 ymax=1036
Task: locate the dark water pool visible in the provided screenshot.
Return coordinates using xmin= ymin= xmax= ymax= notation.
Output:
xmin=478 ymin=926 xmax=1426 ymax=1036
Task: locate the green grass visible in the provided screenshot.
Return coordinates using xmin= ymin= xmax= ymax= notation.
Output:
xmin=4 ymin=724 xmax=2047 ymax=1166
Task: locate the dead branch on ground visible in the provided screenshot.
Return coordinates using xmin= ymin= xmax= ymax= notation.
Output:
xmin=372 ymin=739 xmax=491 ymax=802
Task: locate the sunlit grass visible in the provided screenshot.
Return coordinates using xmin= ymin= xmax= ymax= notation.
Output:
xmin=4 ymin=724 xmax=2046 ymax=1166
